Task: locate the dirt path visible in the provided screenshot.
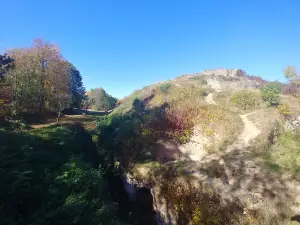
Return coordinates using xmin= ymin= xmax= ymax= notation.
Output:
xmin=134 ymin=92 xmax=300 ymax=223
xmin=238 ymin=112 xmax=261 ymax=146
xmin=188 ymin=92 xmax=299 ymax=215
xmin=205 ymin=93 xmax=217 ymax=105
xmin=30 ymin=115 xmax=98 ymax=130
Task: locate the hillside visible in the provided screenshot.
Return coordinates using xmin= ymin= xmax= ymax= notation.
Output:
xmin=98 ymin=69 xmax=300 ymax=225
xmin=112 ymin=69 xmax=266 ymax=116
xmin=1 ymin=65 xmax=300 ymax=225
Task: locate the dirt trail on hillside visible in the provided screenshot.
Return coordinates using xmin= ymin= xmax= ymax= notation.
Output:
xmin=188 ymin=92 xmax=300 ymax=215
xmin=239 ymin=112 xmax=261 ymax=146
xmin=205 ymin=93 xmax=217 ymax=105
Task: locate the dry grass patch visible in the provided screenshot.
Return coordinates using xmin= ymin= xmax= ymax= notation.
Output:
xmin=248 ymin=108 xmax=282 ymax=154
xmin=149 ymin=86 xmax=208 ymax=107
xmin=197 ymin=105 xmax=243 ymax=152
xmin=281 ymin=95 xmax=300 ymax=114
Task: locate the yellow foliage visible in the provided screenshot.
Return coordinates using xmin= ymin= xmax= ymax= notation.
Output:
xmin=277 ymin=103 xmax=292 ymax=117
xmin=231 ymin=90 xmax=261 ymax=111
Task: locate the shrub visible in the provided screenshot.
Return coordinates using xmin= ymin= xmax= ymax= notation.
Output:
xmin=277 ymin=103 xmax=292 ymax=118
xmin=230 ymin=90 xmax=261 ymax=110
xmin=261 ymin=82 xmax=281 ymax=106
xmin=262 ymin=130 xmax=300 ymax=178
xmin=157 ymin=82 xmax=171 ymax=94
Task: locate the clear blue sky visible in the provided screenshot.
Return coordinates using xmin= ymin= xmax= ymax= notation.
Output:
xmin=1 ymin=0 xmax=300 ymax=98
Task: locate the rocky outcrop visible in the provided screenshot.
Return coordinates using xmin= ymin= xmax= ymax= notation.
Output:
xmin=178 ymin=68 xmax=265 ymax=90
xmin=203 ymin=69 xmax=264 ymax=90
xmin=285 ymin=115 xmax=300 ymax=131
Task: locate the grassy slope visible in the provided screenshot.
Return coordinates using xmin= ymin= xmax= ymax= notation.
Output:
xmin=0 ymin=121 xmax=129 ymax=225
xmin=103 ymin=84 xmax=244 ymax=167
xmin=105 ymin=79 xmax=300 ymax=225
xmin=264 ymin=131 xmax=300 ymax=178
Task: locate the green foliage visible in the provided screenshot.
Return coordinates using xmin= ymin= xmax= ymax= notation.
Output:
xmin=0 ymin=53 xmax=13 ymax=79
xmin=261 ymin=130 xmax=300 ymax=179
xmin=0 ymin=124 xmax=130 ymax=225
xmin=88 ymin=87 xmax=117 ymax=111
xmin=261 ymin=82 xmax=281 ymax=106
xmin=277 ymin=103 xmax=292 ymax=118
xmin=151 ymin=86 xmax=208 ymax=107
xmin=0 ymin=39 xmax=85 ymax=117
xmin=157 ymin=82 xmax=171 ymax=93
xmin=283 ymin=65 xmax=300 ymax=99
xmin=110 ymin=90 xmax=141 ymax=116
xmin=230 ymin=90 xmax=261 ymax=110
xmin=68 ymin=64 xmax=86 ymax=108
xmin=284 ymin=65 xmax=298 ymax=82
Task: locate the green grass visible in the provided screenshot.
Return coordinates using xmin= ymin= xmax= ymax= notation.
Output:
xmin=111 ymin=90 xmax=141 ymax=116
xmin=0 ymin=124 xmax=128 ymax=225
xmin=262 ymin=131 xmax=300 ymax=178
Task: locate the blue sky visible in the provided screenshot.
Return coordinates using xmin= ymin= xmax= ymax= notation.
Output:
xmin=1 ymin=0 xmax=300 ymax=98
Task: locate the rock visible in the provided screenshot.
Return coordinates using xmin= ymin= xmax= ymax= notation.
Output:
xmin=193 ymin=68 xmax=264 ymax=90
xmin=285 ymin=115 xmax=300 ymax=131
xmin=123 ymin=173 xmax=138 ymax=201
xmin=200 ymin=68 xmax=245 ymax=78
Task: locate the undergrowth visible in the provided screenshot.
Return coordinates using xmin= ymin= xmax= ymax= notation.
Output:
xmin=0 ymin=123 xmax=130 ymax=225
xmin=231 ymin=90 xmax=261 ymax=111
xmin=261 ymin=130 xmax=300 ymax=179
xmin=98 ymin=86 xmax=243 ymax=167
xmin=215 ymin=89 xmax=262 ymax=113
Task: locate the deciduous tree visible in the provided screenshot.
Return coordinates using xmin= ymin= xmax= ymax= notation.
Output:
xmin=88 ymin=88 xmax=117 ymax=111
xmin=6 ymin=39 xmax=72 ymax=114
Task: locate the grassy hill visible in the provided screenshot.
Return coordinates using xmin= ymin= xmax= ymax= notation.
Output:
xmin=1 ymin=68 xmax=300 ymax=225
xmin=98 ymin=69 xmax=300 ymax=225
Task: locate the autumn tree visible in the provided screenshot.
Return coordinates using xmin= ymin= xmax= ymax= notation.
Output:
xmin=284 ymin=65 xmax=300 ymax=85
xmin=283 ymin=65 xmax=300 ymax=98
xmin=6 ymin=39 xmax=72 ymax=114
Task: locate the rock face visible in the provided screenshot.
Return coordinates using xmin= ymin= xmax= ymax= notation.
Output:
xmin=179 ymin=68 xmax=265 ymax=90
xmin=200 ymin=68 xmax=245 ymax=77
xmin=203 ymin=69 xmax=264 ymax=90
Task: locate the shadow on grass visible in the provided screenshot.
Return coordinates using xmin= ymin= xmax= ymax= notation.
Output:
xmin=0 ymin=123 xmax=125 ymax=225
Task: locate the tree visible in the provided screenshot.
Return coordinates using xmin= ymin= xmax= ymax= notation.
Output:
xmin=88 ymin=88 xmax=117 ymax=111
xmin=283 ymin=65 xmax=300 ymax=98
xmin=260 ymin=82 xmax=281 ymax=106
xmin=0 ymin=54 xmax=13 ymax=79
xmin=0 ymin=54 xmax=14 ymax=117
xmin=6 ymin=39 xmax=72 ymax=115
xmin=68 ymin=63 xmax=86 ymax=108
xmin=284 ymin=65 xmax=299 ymax=85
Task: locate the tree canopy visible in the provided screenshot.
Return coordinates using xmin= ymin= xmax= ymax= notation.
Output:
xmin=0 ymin=39 xmax=86 ymax=117
xmin=260 ymin=82 xmax=281 ymax=106
xmin=87 ymin=88 xmax=117 ymax=111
